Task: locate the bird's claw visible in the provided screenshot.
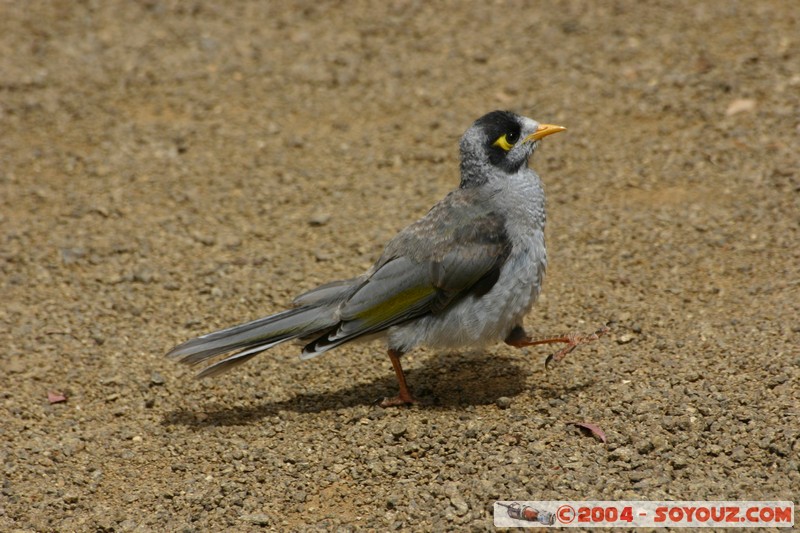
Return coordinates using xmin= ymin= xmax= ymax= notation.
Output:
xmin=545 ymin=323 xmax=611 ymax=369
xmin=378 ymin=393 xmax=419 ymax=408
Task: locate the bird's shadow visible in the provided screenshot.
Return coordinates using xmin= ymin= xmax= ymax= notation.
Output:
xmin=161 ymin=351 xmax=590 ymax=428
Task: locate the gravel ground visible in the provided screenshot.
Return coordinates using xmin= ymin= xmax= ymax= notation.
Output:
xmin=1 ymin=1 xmax=798 ymax=531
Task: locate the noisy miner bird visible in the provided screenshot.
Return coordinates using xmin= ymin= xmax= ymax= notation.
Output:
xmin=168 ymin=110 xmax=606 ymax=406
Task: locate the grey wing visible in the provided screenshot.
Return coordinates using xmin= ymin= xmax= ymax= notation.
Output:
xmin=384 ymin=188 xmax=512 ymax=301
xmin=292 ymin=277 xmax=363 ymax=306
xmin=301 ymin=189 xmax=511 ymax=356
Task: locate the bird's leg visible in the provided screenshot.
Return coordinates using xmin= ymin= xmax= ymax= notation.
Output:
xmin=505 ymin=323 xmax=609 ymax=368
xmin=380 ymin=349 xmax=418 ymax=408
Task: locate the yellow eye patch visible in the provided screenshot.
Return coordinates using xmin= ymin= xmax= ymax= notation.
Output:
xmin=492 ymin=134 xmax=514 ymax=152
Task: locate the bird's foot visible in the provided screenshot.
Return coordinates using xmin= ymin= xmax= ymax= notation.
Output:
xmin=544 ymin=324 xmax=610 ymax=369
xmin=505 ymin=322 xmax=611 ymax=368
xmin=379 ymin=391 xmax=419 ymax=408
xmin=379 ymin=390 xmax=419 ymax=408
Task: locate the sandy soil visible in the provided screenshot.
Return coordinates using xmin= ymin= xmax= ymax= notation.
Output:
xmin=1 ymin=1 xmax=798 ymax=531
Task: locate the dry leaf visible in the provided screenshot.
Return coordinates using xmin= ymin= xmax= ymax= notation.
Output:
xmin=47 ymin=391 xmax=67 ymax=404
xmin=568 ymin=421 xmax=607 ymax=443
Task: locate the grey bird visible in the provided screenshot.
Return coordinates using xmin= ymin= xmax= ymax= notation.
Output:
xmin=167 ymin=110 xmax=605 ymax=406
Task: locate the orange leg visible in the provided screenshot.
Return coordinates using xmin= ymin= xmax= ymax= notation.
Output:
xmin=380 ymin=349 xmax=418 ymax=407
xmin=505 ymin=323 xmax=609 ymax=368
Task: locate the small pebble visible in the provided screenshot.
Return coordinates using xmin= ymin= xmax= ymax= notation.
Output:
xmin=389 ymin=422 xmax=408 ymax=439
xmin=450 ymin=495 xmax=469 ymax=516
xmin=496 ymin=396 xmax=512 ymax=409
xmin=240 ymin=513 xmax=271 ymax=526
xmin=617 ymin=333 xmax=634 ymax=344
xmin=309 ymin=212 xmax=331 ymax=226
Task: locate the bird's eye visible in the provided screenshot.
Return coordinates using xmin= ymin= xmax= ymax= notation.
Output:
xmin=492 ymin=133 xmax=516 ymax=151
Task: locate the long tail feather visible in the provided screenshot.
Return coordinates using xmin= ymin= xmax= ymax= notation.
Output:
xmin=167 ymin=306 xmax=337 ymax=376
xmin=193 ymin=340 xmax=284 ymax=378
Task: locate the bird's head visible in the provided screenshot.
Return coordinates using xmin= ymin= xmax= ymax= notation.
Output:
xmin=459 ymin=110 xmax=565 ymax=188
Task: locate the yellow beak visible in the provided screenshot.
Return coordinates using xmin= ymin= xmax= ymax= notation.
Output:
xmin=524 ymin=123 xmax=566 ymax=143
